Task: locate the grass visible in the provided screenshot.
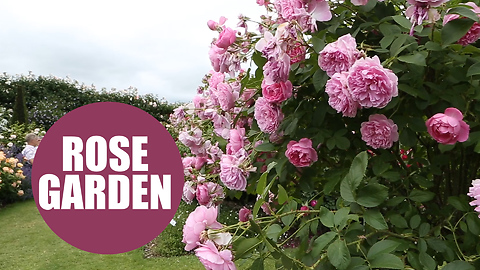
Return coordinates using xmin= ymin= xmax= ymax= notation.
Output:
xmin=0 ymin=200 xmax=275 ymax=270
xmin=0 ymin=200 xmax=204 ymax=270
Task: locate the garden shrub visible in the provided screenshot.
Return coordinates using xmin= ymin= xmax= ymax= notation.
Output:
xmin=172 ymin=0 xmax=480 ymax=269
xmin=11 ymin=85 xmax=28 ymax=125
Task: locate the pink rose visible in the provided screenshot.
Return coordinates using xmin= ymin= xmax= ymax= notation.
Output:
xmin=207 ymin=20 xmax=218 ymax=30
xmin=213 ymin=83 xmax=235 ymax=111
xmin=360 ymin=114 xmax=399 ymax=149
xmin=407 ymin=0 xmax=448 ymax=7
xmin=182 ymin=181 xmax=196 ymax=204
xmin=208 ymin=71 xmax=225 ymax=89
xmin=325 ymin=72 xmax=360 ymax=117
xmin=443 ymin=2 xmax=480 ymax=46
xmin=240 ymin=88 xmax=256 ymax=106
xmin=468 ymin=179 xmax=480 ymax=218
xmin=195 ymin=240 xmax=237 ymax=270
xmin=239 ymin=207 xmax=253 ymax=222
xmin=216 ymin=27 xmax=237 ymax=49
xmin=196 ymin=182 xmax=225 ymax=207
xmin=254 ymin=97 xmax=284 ymax=134
xmin=318 ymin=34 xmax=360 ymax=77
xmin=426 ymin=107 xmax=469 ymax=145
xmin=347 ymin=56 xmax=398 ymax=109
xmin=261 ymin=80 xmax=293 ymax=103
xmin=219 ymin=151 xmax=248 ymax=191
xmin=307 ymin=0 xmax=332 ymax=22
xmin=263 ymin=54 xmax=291 ymax=84
xmin=287 ymin=42 xmax=306 ymax=64
xmin=182 ymin=206 xmax=223 ymax=251
xmin=226 ymin=128 xmax=246 ymax=155
xmin=285 ymin=138 xmax=318 ymax=167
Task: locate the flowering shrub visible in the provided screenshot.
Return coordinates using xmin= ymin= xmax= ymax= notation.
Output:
xmin=0 ymin=151 xmax=26 ymax=206
xmin=173 ymin=0 xmax=480 ymax=268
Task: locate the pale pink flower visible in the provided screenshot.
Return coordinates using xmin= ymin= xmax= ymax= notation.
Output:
xmin=219 ymin=154 xmax=247 ymax=191
xmin=240 ymin=88 xmax=256 ymax=106
xmin=226 ymin=128 xmax=246 ymax=155
xmin=195 ymin=240 xmax=237 ymax=270
xmin=347 ymin=56 xmax=398 ymax=109
xmin=182 ymin=181 xmax=196 ymax=204
xmin=216 ymin=27 xmax=237 ymax=49
xmin=255 ymin=31 xmax=281 ymax=60
xmin=263 ymin=54 xmax=291 ymax=84
xmin=318 ymin=34 xmax=360 ymax=77
xmin=212 ymin=83 xmax=235 ymax=111
xmin=196 ymin=182 xmax=225 ymax=208
xmin=208 ymin=71 xmax=225 ymax=89
xmin=443 ymin=2 xmax=480 ymax=46
xmin=179 ymin=128 xmax=204 ymax=153
xmin=307 ymin=0 xmax=332 ymax=22
xmin=360 ymin=114 xmax=399 ymax=149
xmin=261 ymin=80 xmax=293 ymax=103
xmin=468 ymin=179 xmax=480 ymax=218
xmin=239 ymin=207 xmax=253 ymax=222
xmin=426 ymin=107 xmax=469 ymax=145
xmin=182 ymin=206 xmax=223 ymax=251
xmin=285 ymin=138 xmax=318 ymax=167
xmin=325 ymin=72 xmax=360 ymax=117
xmin=254 ymin=97 xmax=284 ymax=134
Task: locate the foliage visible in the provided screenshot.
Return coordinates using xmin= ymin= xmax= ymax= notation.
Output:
xmin=0 ymin=72 xmax=177 ymax=130
xmin=173 ymin=0 xmax=480 ymax=269
xmin=11 ymin=85 xmax=27 ymax=124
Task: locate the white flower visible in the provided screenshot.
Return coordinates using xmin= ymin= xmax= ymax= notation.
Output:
xmin=0 ymin=135 xmax=4 ymax=139
xmin=10 ymin=134 xmax=16 ymax=139
xmin=7 ymin=142 xmax=13 ymax=147
xmin=208 ymin=230 xmax=232 ymax=246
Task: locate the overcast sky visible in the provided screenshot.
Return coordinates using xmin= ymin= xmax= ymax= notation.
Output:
xmin=0 ymin=1 xmax=264 ymax=103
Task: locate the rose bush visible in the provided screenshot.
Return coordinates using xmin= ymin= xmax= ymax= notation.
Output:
xmin=172 ymin=0 xmax=480 ymax=269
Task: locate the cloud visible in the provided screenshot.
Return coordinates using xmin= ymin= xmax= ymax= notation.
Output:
xmin=0 ymin=0 xmax=265 ymax=103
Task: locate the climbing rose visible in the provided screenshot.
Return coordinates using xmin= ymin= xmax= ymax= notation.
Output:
xmin=219 ymin=151 xmax=248 ymax=191
xmin=196 ymin=182 xmax=225 ymax=208
xmin=195 ymin=240 xmax=237 ymax=270
xmin=325 ymin=72 xmax=360 ymax=117
xmin=443 ymin=2 xmax=480 ymax=46
xmin=426 ymin=107 xmax=469 ymax=145
xmin=238 ymin=207 xmax=253 ymax=222
xmin=285 ymin=138 xmax=318 ymax=167
xmin=182 ymin=206 xmax=222 ymax=251
xmin=318 ymin=34 xmax=361 ymax=76
xmin=347 ymin=56 xmax=398 ymax=109
xmin=468 ymin=179 xmax=480 ymax=218
xmin=360 ymin=114 xmax=399 ymax=149
xmin=216 ymin=27 xmax=236 ymax=49
xmin=254 ymin=97 xmax=284 ymax=134
xmin=182 ymin=181 xmax=196 ymax=204
xmin=261 ymin=80 xmax=293 ymax=103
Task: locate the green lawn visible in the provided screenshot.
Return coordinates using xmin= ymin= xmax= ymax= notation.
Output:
xmin=0 ymin=200 xmax=205 ymax=270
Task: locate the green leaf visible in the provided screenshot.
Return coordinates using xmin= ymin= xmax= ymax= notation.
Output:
xmin=392 ymin=15 xmax=412 ymax=30
xmin=442 ymin=18 xmax=475 ymax=45
xmin=277 ymin=184 xmax=288 ymax=205
xmin=340 ymin=152 xmax=368 ymax=202
xmin=266 ymin=224 xmax=283 ymax=242
xmin=419 ymin=252 xmax=436 ymax=270
xmin=334 ymin=207 xmax=350 ymax=229
xmin=281 ymin=201 xmax=297 ymax=227
xmin=320 ymin=207 xmax=335 ymax=228
xmin=255 ymin=142 xmax=276 ymax=152
xmin=253 ymin=198 xmax=264 ymax=217
xmin=364 ymin=209 xmax=388 ymax=230
xmin=336 ymin=137 xmax=351 ymax=150
xmin=447 ymin=6 xmax=480 ymax=22
xmin=327 ymin=239 xmax=351 ymax=270
xmin=419 ymin=223 xmax=430 ymax=237
xmin=356 ymin=183 xmax=389 ymax=207
xmin=284 ymin=117 xmax=299 ymax=136
xmin=442 ymin=261 xmax=475 ymax=270
xmin=397 ymin=52 xmax=426 ymax=66
xmin=389 ymin=214 xmax=408 ymax=228
xmin=311 ymin=231 xmax=337 ymax=257
xmin=313 ymin=69 xmax=328 ymax=92
xmin=466 ymin=213 xmax=480 ymax=235
xmin=467 ymin=62 xmax=480 ymax=76
xmin=370 ymin=254 xmax=404 ymax=269
xmin=367 ymin=240 xmax=401 ymax=260
xmin=410 ymin=215 xmax=421 ymax=229
xmin=311 ymin=37 xmax=325 ymax=53
xmin=409 ymin=189 xmax=435 ymax=202
xmin=256 ymin=172 xmax=267 ymax=195
xmin=250 ymin=258 xmax=264 ymax=270
xmin=234 ymin=237 xmax=261 ymax=259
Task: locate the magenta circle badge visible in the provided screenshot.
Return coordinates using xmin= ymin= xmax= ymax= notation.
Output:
xmin=31 ymin=102 xmax=183 ymax=254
